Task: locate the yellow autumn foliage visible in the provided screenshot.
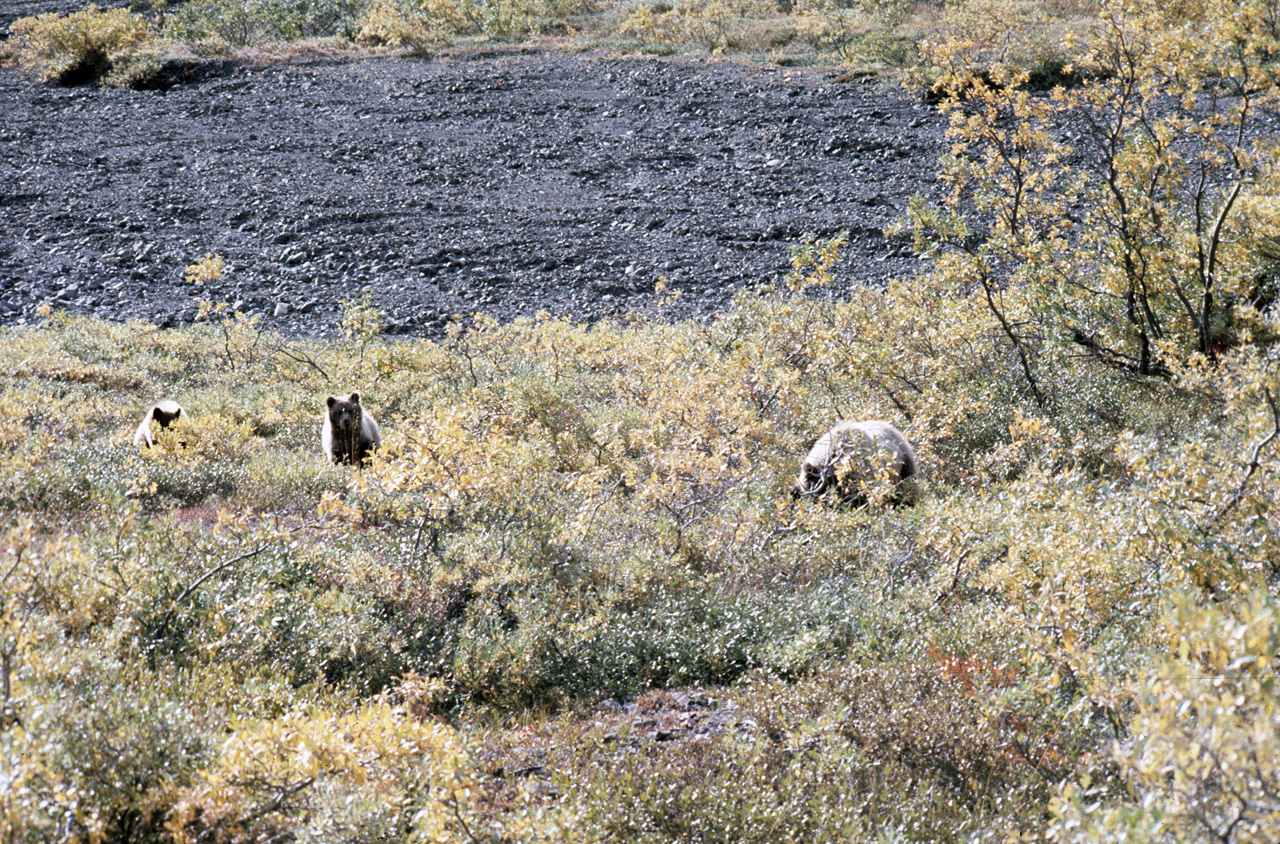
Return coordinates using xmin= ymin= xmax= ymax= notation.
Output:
xmin=168 ymin=704 xmax=478 ymax=844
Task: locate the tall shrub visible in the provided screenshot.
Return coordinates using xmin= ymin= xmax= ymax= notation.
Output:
xmin=910 ymin=0 xmax=1280 ymax=385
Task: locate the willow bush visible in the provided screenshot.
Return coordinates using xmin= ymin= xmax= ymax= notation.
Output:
xmin=911 ymin=0 xmax=1280 ymax=381
xmin=8 ymin=5 xmax=152 ymax=85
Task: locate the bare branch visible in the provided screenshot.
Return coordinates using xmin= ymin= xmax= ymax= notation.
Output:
xmin=274 ymin=343 xmax=330 ymax=381
xmin=1207 ymin=387 xmax=1280 ymax=528
xmin=977 ymin=267 xmax=1045 ymax=407
xmin=175 ymin=546 xmax=266 ymax=605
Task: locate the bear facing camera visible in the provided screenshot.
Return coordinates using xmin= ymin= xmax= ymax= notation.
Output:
xmin=134 ymin=399 xmax=185 ymax=448
xmin=322 ymin=392 xmax=382 ymax=466
xmin=791 ymin=419 xmax=918 ymax=507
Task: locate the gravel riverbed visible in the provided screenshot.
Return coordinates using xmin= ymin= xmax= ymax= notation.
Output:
xmin=0 ymin=49 xmax=947 ymax=338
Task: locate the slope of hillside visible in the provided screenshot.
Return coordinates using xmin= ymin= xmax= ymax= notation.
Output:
xmin=0 ymin=50 xmax=944 ymax=337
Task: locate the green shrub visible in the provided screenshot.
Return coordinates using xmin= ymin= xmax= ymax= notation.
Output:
xmin=620 ymin=0 xmax=777 ymax=52
xmin=515 ymin=604 xmax=1065 ymax=842
xmin=165 ymin=0 xmax=363 ymax=46
xmin=910 ymin=0 xmax=1078 ymax=91
xmin=354 ymin=0 xmax=445 ymax=48
xmin=1 ymin=656 xmax=213 ymax=843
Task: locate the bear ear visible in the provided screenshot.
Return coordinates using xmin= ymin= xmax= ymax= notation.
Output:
xmin=349 ymin=392 xmax=361 ymax=404
xmin=327 ymin=396 xmax=337 ymax=408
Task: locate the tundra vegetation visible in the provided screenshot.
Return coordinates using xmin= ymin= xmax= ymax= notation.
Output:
xmin=7 ymin=0 xmax=1102 ymax=86
xmin=3 ymin=0 xmax=1280 ymax=842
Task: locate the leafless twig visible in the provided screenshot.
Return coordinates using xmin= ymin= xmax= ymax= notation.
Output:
xmin=1206 ymin=386 xmax=1280 ymax=529
xmin=175 ymin=546 xmax=266 ymax=605
xmin=274 ymin=344 xmax=329 ymax=381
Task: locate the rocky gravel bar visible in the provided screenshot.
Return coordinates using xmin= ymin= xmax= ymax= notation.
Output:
xmin=0 ymin=50 xmax=947 ymax=338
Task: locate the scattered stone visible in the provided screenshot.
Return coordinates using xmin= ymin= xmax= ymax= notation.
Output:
xmin=0 ymin=52 xmax=946 ymax=338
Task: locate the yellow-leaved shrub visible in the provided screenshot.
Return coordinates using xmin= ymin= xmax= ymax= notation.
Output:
xmin=168 ymin=704 xmax=478 ymax=844
xmin=1052 ymin=590 xmax=1280 ymax=843
xmin=9 ymin=5 xmax=152 ymax=85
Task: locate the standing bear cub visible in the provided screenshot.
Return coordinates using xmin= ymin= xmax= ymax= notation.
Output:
xmin=321 ymin=392 xmax=382 ymax=466
xmin=791 ymin=420 xmax=918 ymax=506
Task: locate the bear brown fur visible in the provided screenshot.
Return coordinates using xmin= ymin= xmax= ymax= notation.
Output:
xmin=134 ymin=399 xmax=184 ymax=448
xmin=321 ymin=392 xmax=381 ymax=466
xmin=791 ymin=420 xmax=918 ymax=506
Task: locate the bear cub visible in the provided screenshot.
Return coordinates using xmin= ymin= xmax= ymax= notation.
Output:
xmin=322 ymin=392 xmax=382 ymax=466
xmin=134 ymin=399 xmax=185 ymax=448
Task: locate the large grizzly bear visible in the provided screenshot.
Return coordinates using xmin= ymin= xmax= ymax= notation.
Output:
xmin=133 ymin=399 xmax=185 ymax=448
xmin=791 ymin=420 xmax=918 ymax=506
xmin=321 ymin=392 xmax=381 ymax=466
